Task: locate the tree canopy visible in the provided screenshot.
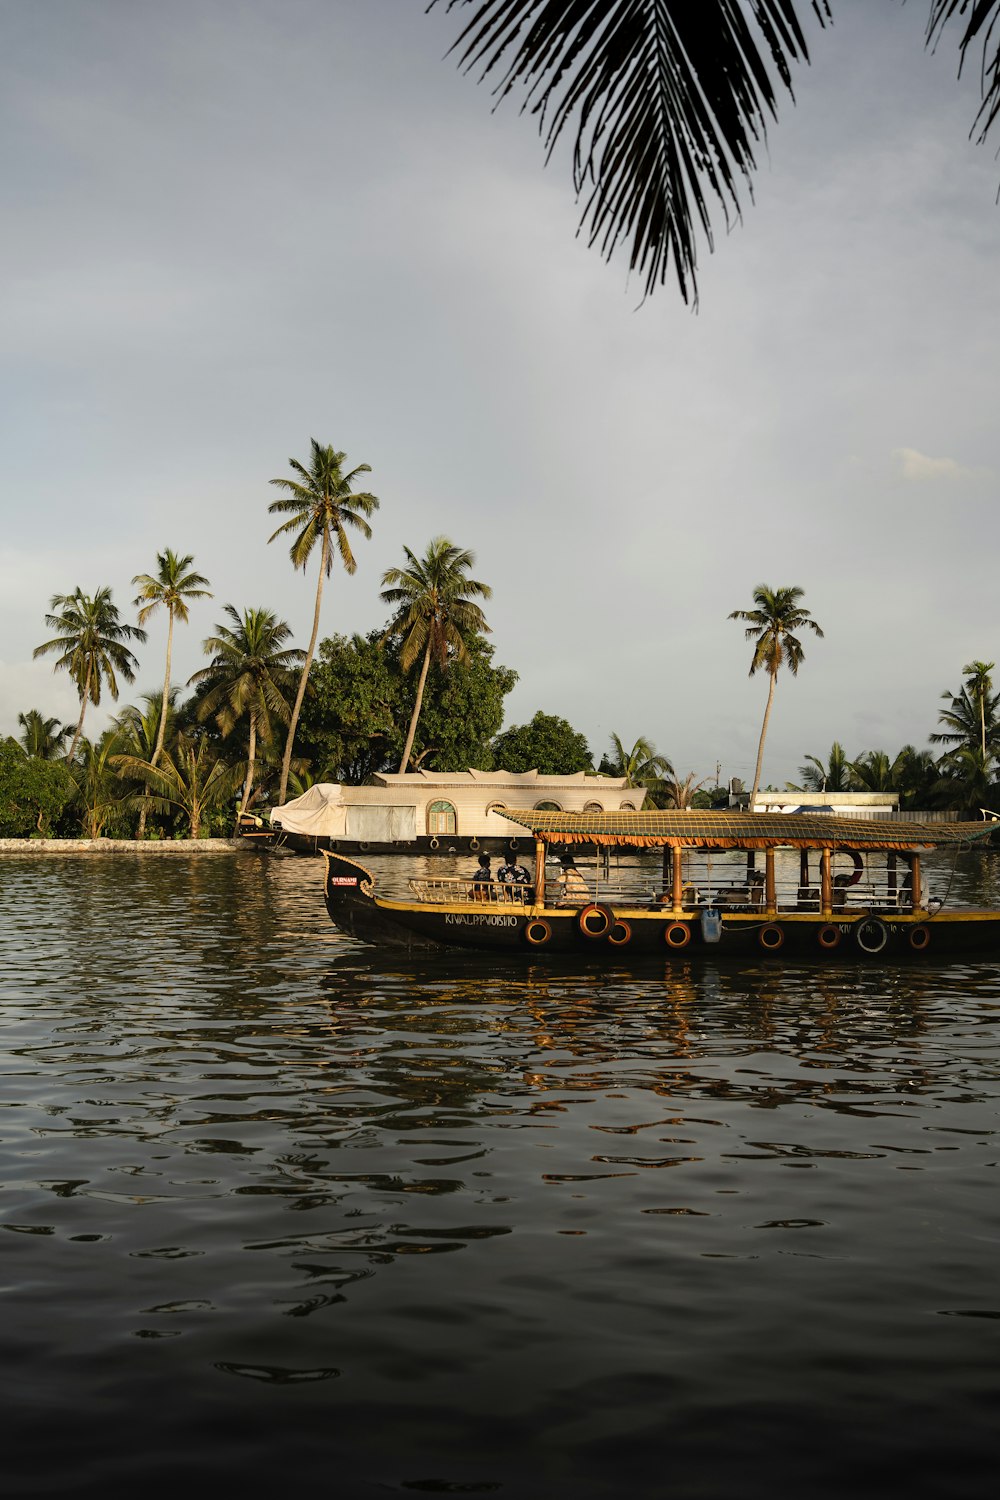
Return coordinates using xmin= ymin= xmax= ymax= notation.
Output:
xmin=491 ymin=710 xmax=592 ymax=775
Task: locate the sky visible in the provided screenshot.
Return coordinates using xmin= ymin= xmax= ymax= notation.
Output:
xmin=2 ymin=0 xmax=999 ymax=790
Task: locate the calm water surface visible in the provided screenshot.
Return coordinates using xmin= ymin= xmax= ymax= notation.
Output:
xmin=2 ymin=852 xmax=999 ymax=1498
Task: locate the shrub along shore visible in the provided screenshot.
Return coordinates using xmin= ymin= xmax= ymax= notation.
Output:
xmin=0 ymin=838 xmax=249 ymax=854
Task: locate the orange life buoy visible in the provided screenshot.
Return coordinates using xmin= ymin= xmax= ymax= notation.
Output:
xmin=759 ymin=924 xmax=784 ymax=951
xmin=524 ymin=918 xmax=552 ymax=946
xmin=608 ymin=919 xmax=632 ymax=946
xmin=664 ymin=922 xmax=691 ymax=949
xmin=818 ymin=924 xmax=841 ymax=950
xmin=909 ymin=925 xmax=930 ymax=951
xmin=578 ymin=903 xmax=614 ymax=939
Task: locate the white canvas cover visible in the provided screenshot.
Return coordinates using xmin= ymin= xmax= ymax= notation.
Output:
xmin=271 ymin=783 xmax=346 ymax=837
xmin=271 ymin=784 xmax=418 ymax=842
xmin=345 ymin=805 xmax=417 ymax=841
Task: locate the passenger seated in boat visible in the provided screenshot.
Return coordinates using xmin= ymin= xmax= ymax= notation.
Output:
xmin=556 ymin=854 xmax=589 ymax=905
xmin=471 ymin=852 xmax=494 ymax=901
xmin=497 ymin=850 xmax=532 ymax=899
xmin=832 ymin=873 xmax=852 ymax=914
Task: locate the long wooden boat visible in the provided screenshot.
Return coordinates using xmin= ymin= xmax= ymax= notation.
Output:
xmin=321 ymin=808 xmax=1000 ymax=959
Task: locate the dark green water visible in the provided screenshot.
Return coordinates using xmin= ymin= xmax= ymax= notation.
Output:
xmin=2 ymin=853 xmax=999 ymax=1498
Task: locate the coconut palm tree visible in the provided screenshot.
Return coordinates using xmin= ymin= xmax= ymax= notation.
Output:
xmin=189 ymin=606 xmax=303 ymax=816
xmin=267 ymin=440 xmax=380 ymax=807
xmin=113 ymin=733 xmax=239 ymax=839
xmin=430 ymin=2 xmax=1000 ymax=303
xmin=114 ymin=691 xmax=177 ymax=837
xmin=17 ymin=709 xmax=69 ymax=760
xmin=962 ymin=660 xmax=996 ymax=760
xmin=932 ymin=669 xmax=1000 ymax=763
xmin=70 ymin=728 xmax=133 ymax=838
xmin=604 ymin=733 xmax=674 ymax=805
xmin=795 ymin=741 xmax=851 ymax=793
xmin=661 ymin=771 xmax=710 ymax=811
xmin=729 ymin=584 xmax=824 ymax=811
xmin=380 ymin=537 xmax=492 ymax=774
xmin=33 ymin=588 xmax=146 ymax=762
xmin=132 ymin=551 xmax=212 ymax=768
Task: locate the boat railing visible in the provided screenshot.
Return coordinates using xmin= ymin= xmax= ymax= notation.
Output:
xmin=409 ymin=876 xmax=535 ymax=906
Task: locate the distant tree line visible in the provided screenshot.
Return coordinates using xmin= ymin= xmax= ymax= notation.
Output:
xmin=7 ymin=448 xmax=999 ymax=838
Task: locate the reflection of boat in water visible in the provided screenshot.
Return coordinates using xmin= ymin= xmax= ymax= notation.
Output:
xmin=322 ymin=808 xmax=1000 ymax=960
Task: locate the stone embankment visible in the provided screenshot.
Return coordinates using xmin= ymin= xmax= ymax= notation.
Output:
xmin=0 ymin=838 xmax=249 ymax=854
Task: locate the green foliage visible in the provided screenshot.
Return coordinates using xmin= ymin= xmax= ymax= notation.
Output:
xmin=0 ymin=738 xmax=75 ymax=837
xmin=491 ymin=711 xmax=592 ymax=775
xmin=795 ymin=742 xmax=851 ymax=793
xmin=297 ymin=630 xmax=516 ymax=784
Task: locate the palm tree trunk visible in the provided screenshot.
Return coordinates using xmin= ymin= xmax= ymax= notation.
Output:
xmin=277 ymin=531 xmax=328 ymax=807
xmin=240 ymin=714 xmax=258 ymax=817
xmin=749 ymin=670 xmax=777 ymax=812
xmin=981 ymin=693 xmax=986 ymax=761
xmin=398 ymin=642 xmax=432 ymax=773
xmin=66 ymin=666 xmax=92 ymax=763
xmin=152 ymin=612 xmax=174 ymax=767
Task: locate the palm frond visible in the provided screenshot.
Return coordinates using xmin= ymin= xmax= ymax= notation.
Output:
xmin=431 ymin=0 xmax=830 ymax=302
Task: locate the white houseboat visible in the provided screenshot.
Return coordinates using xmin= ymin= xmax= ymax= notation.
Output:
xmin=240 ymin=768 xmax=646 ymax=855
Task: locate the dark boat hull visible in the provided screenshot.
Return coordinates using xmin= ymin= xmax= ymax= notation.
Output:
xmin=322 ymin=852 xmax=1000 ymax=961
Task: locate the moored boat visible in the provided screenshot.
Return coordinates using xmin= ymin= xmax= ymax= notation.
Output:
xmin=322 ymin=808 xmax=1000 ymax=959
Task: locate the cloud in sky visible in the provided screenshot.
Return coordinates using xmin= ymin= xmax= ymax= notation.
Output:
xmin=2 ymin=0 xmax=1000 ymax=787
xmin=892 ymin=447 xmax=990 ymax=481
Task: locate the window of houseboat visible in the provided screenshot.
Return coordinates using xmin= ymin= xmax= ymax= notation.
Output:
xmin=584 ymin=801 xmax=604 ymax=812
xmin=427 ymin=799 xmax=457 ymax=835
xmin=621 ymin=801 xmax=637 ymax=811
xmin=486 ymin=801 xmax=507 ymax=815
xmin=534 ymin=800 xmax=562 ymax=811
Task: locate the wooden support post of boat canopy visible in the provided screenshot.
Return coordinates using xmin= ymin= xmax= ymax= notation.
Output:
xmin=534 ymin=838 xmax=546 ymax=905
xmin=672 ymin=844 xmax=684 ymax=914
xmin=765 ymin=847 xmax=776 ymax=915
xmin=820 ymin=847 xmax=832 ymax=917
xmin=911 ymin=852 xmax=922 ymax=915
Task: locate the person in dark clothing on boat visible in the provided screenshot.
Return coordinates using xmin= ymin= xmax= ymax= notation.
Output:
xmin=498 ymin=851 xmax=531 ymax=885
xmin=471 ymin=852 xmax=494 ymax=901
xmin=498 ymin=849 xmax=532 ymax=900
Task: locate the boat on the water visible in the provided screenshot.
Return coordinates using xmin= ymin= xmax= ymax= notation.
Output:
xmin=322 ymin=807 xmax=1000 ymax=959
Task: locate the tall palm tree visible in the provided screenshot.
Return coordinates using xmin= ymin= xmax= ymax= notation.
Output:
xmin=729 ymin=584 xmax=824 ymax=811
xmin=33 ymin=588 xmax=146 ymax=762
xmin=267 ymin=440 xmax=380 ymax=807
xmin=132 ymin=550 xmax=212 ymax=767
xmin=17 ymin=709 xmax=69 ymax=760
xmin=932 ymin=670 xmax=1000 ymax=762
xmin=381 ymin=537 xmax=492 ymax=774
xmin=431 ymin=2 xmax=1000 ymax=303
xmin=962 ymin=660 xmax=995 ymax=760
xmin=189 ymin=606 xmax=303 ymax=816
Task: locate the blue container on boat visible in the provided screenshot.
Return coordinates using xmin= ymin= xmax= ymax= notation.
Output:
xmin=700 ymin=906 xmax=722 ymax=943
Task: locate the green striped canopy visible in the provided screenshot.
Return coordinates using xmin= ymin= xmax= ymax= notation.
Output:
xmin=503 ymin=809 xmax=999 ymax=851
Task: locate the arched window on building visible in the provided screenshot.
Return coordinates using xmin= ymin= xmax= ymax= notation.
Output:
xmin=583 ymin=801 xmax=604 ymax=812
xmin=534 ymin=800 xmax=561 ymax=812
xmin=427 ymin=799 xmax=457 ymax=836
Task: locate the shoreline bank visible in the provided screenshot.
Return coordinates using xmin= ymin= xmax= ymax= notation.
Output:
xmin=0 ymin=838 xmax=250 ymax=854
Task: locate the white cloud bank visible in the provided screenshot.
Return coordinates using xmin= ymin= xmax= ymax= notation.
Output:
xmin=892 ymin=447 xmax=990 ymax=482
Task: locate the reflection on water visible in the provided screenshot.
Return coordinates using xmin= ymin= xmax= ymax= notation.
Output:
xmin=2 ymin=852 xmax=999 ymax=1498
